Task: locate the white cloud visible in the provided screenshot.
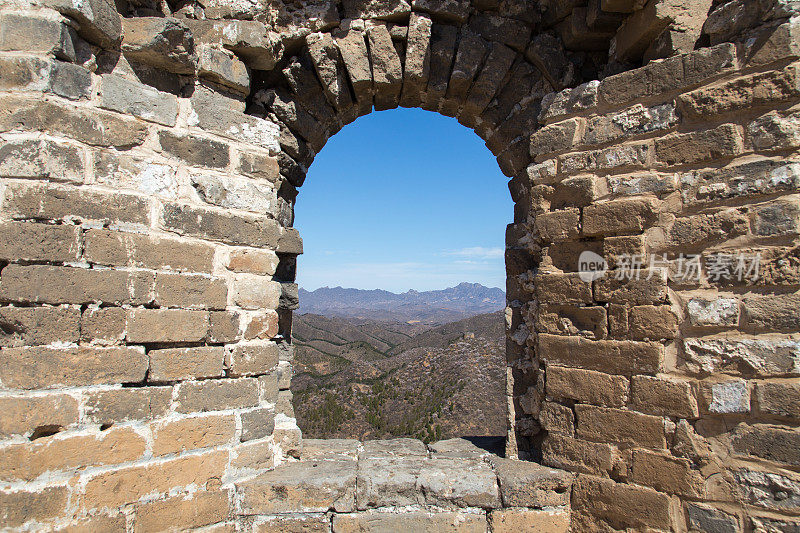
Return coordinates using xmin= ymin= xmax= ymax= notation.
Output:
xmin=444 ymin=246 xmax=505 ymax=259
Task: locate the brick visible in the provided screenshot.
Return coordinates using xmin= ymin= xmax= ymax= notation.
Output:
xmin=0 ymin=138 xmax=84 ymax=183
xmin=0 ymin=426 xmax=146 ymax=482
xmin=2 ymin=182 xmax=150 ymax=226
xmin=231 ymin=439 xmax=275 ymax=471
xmin=630 ymin=305 xmax=678 ymax=340
xmin=0 ymin=221 xmax=80 ymax=263
xmin=731 ymin=424 xmax=800 ymax=466
xmin=490 ymin=509 xmax=569 ymax=533
xmin=83 ymin=450 xmax=227 ymax=510
xmin=679 ymin=64 xmax=800 ymax=118
xmin=228 ymin=343 xmax=280 ymax=377
xmin=757 ymin=380 xmax=800 ymax=419
xmin=238 ymin=151 xmax=280 ymax=183
xmin=0 ymin=394 xmax=78 ymax=437
xmin=540 ymin=401 xmax=575 ymax=436
xmin=399 ymin=13 xmax=433 ymax=108
xmin=423 ymin=23 xmax=458 ymax=110
xmin=532 ymin=272 xmax=594 ymax=304
xmin=751 ymin=197 xmax=800 ymax=237
xmin=258 ymin=372 xmax=279 ymax=403
xmin=120 ymin=16 xmax=196 ymax=74
xmin=277 ymin=228 xmax=303 ymax=255
xmin=0 ymin=12 xmax=75 ymax=60
xmin=540 ymin=334 xmax=663 ymax=375
xmin=84 ymin=386 xmax=172 ymax=425
xmin=542 ymin=434 xmax=614 ymax=476
xmin=368 ymin=23 xmax=403 ymax=110
xmin=680 ymin=158 xmax=800 ymax=207
xmin=551 ymin=175 xmax=605 ymax=209
xmin=82 ymin=306 xmax=128 ymax=345
xmin=161 ymin=203 xmax=280 ymax=248
xmin=85 ymin=229 xmax=215 ymax=273
xmin=583 ymin=198 xmax=659 ymax=236
xmin=153 ymin=272 xmax=228 ymax=310
xmin=700 ymin=378 xmax=750 ymax=414
xmin=0 ymin=345 xmax=147 ymax=389
xmin=231 ymin=275 xmax=281 ymax=310
xmin=535 ymin=208 xmax=581 ymax=241
xmin=254 ymin=514 xmax=329 ymax=532
xmin=210 ymin=311 xmax=241 ymax=343
xmin=598 ymin=54 xmax=683 ymax=107
xmin=0 ymin=97 xmax=148 ymax=149
xmin=664 ymin=210 xmax=750 ymax=251
xmin=126 ymin=309 xmax=209 ymax=343
xmin=335 ymin=510 xmax=488 ymax=532
xmin=97 ymin=74 xmax=178 ymax=126
xmin=686 ymin=504 xmax=739 ymax=533
xmin=583 ymin=103 xmax=678 ymax=147
xmin=0 ymin=55 xmax=91 ymax=100
xmin=175 ymin=378 xmax=260 ymax=413
xmin=632 ymin=375 xmax=699 ymax=418
xmin=468 ymin=13 xmax=531 ymax=52
xmin=134 ymin=491 xmax=230 ymax=532
xmin=547 ymin=365 xmax=629 ymax=407
xmin=631 ymin=449 xmax=704 ymax=497
xmin=226 ymin=249 xmax=279 ymax=275
xmin=572 ymin=474 xmax=671 ymax=530
xmin=149 ymin=346 xmax=225 ymax=382
xmin=158 ymin=131 xmax=230 ymax=169
xmin=576 ymin=404 xmax=666 ymax=448
xmin=198 ymin=44 xmax=250 ymax=93
xmin=594 ymin=269 xmax=668 ymax=305
xmin=152 ymin=414 xmax=235 ymax=456
xmin=0 ymin=306 xmax=80 ymax=347
xmin=747 ymin=21 xmax=800 ymax=67
xmin=241 ymin=407 xmax=275 ymax=442
xmin=535 ymin=305 xmax=607 ymax=339
xmin=749 ymin=110 xmax=800 ymax=152
xmin=682 ymin=336 xmax=800 ymax=376
xmin=46 ymin=0 xmax=121 ymax=48
xmin=530 ymin=118 xmax=584 ymax=157
xmin=0 ymin=486 xmax=69 ymax=528
xmin=93 ymin=151 xmax=179 ymax=200
xmin=57 ymin=514 xmax=127 ymax=532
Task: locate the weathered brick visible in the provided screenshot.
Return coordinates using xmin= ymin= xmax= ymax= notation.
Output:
xmin=152 ymin=414 xmax=235 ymax=456
xmin=120 ymin=17 xmax=196 ymax=74
xmin=0 ymin=306 xmax=80 ymax=347
xmin=594 ymin=269 xmax=668 ymax=305
xmin=2 ymin=182 xmax=150 ymax=226
xmin=629 ymin=305 xmax=678 ymax=340
xmin=85 ymin=229 xmax=215 ymax=273
xmin=542 ymin=434 xmax=615 ymax=476
xmin=254 ymin=514 xmax=329 ymax=532
xmin=228 ymin=343 xmax=280 ymax=377
xmin=97 ymin=73 xmax=178 ymax=126
xmin=686 ymin=296 xmax=740 ymax=327
xmin=153 ymin=272 xmax=228 ymax=310
xmin=226 ymin=248 xmax=279 ymax=276
xmin=530 ymin=118 xmax=584 ymax=157
xmin=335 ymin=510 xmax=488 ymax=532
xmin=230 ymin=274 xmax=281 ymax=310
xmin=210 ymin=311 xmax=241 ymax=343
xmin=93 ymin=151 xmax=179 ymax=199
xmin=699 ymin=378 xmax=750 ymax=414
xmin=0 ymin=426 xmax=146 ymax=482
xmin=161 ymin=203 xmax=280 ymax=248
xmin=539 ymin=334 xmax=663 ymax=375
xmin=632 ymin=375 xmax=699 ymax=418
xmin=682 ymin=336 xmax=800 ymax=376
xmin=749 ymin=110 xmax=800 ymax=152
xmin=0 ymin=221 xmax=80 ymax=263
xmin=576 ymin=404 xmax=666 ymax=448
xmin=490 ymin=509 xmax=569 ymax=533
xmin=583 ymin=103 xmax=678 ymax=147
xmin=731 ymin=424 xmax=800 ymax=466
xmin=134 ymin=491 xmax=230 ymax=532
xmin=0 ymin=486 xmax=69 ymax=528
xmin=238 ymin=151 xmax=281 ymax=183
xmin=83 ymin=450 xmax=227 ymax=510
xmin=751 ymin=197 xmax=800 ymax=237
xmin=532 ymin=272 xmax=594 ymax=304
xmin=535 ymin=208 xmax=581 ymax=241
xmin=241 ymin=407 xmax=276 ymax=442
xmin=126 ymin=309 xmax=209 ymax=343
xmin=0 ymin=345 xmax=147 ymax=389
xmin=83 ymin=386 xmax=172 ymax=425
xmin=757 ymin=380 xmax=800 ymax=419
xmin=0 ymin=55 xmax=91 ymax=99
xmin=583 ymin=198 xmax=659 ymax=236
xmin=277 ymin=228 xmax=304 ymax=255
xmin=535 ymin=305 xmax=607 ymax=339
xmin=367 ymin=23 xmax=403 ymax=110
xmin=540 ymin=401 xmax=575 ymax=436
xmin=231 ymin=439 xmax=275 ymax=471
xmin=0 ymin=12 xmax=75 ymax=60
xmin=679 ymin=64 xmax=800 ymax=118
xmin=573 ymin=474 xmax=671 ymax=530
xmin=656 ymin=124 xmax=745 ymax=166
xmin=631 ymin=449 xmax=704 ymax=498
xmin=0 ymin=394 xmax=79 ymax=437
xmin=149 ymin=346 xmax=225 ymax=382
xmin=175 ymin=378 xmax=260 ymax=413
xmin=0 ymin=138 xmax=84 ymax=183
xmin=547 ymin=365 xmax=629 ymax=407
xmin=58 ymin=514 xmax=127 ymax=532
xmin=158 ymin=131 xmax=230 ymax=169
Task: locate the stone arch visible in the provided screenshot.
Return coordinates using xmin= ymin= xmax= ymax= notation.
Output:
xmin=0 ymin=0 xmax=799 ymax=530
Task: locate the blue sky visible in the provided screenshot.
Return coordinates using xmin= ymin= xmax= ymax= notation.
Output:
xmin=294 ymin=107 xmax=512 ymax=293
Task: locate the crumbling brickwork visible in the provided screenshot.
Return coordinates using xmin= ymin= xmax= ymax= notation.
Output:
xmin=0 ymin=0 xmax=798 ymax=530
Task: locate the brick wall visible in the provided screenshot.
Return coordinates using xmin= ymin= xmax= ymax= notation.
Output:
xmin=0 ymin=0 xmax=798 ymax=530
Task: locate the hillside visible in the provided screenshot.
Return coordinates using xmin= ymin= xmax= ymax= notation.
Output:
xmin=297 ymin=282 xmax=505 ymax=323
xmin=291 ymin=311 xmax=506 ymax=443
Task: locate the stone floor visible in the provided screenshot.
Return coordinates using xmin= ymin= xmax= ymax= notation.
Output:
xmin=235 ymin=438 xmax=573 ymax=532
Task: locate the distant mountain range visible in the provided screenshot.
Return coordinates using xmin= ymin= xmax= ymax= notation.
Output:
xmin=297 ymin=282 xmax=506 ymax=324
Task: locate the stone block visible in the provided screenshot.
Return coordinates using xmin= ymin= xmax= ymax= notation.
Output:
xmin=0 ymin=138 xmax=84 ymax=183
xmin=682 ymin=336 xmax=800 ymax=376
xmin=594 ymin=269 xmax=668 ymax=305
xmin=541 ymin=434 xmax=615 ymax=476
xmin=583 ymin=103 xmax=678 ymax=147
xmin=632 ymin=375 xmax=698 ymax=418
xmin=85 ymin=229 xmax=215 ymax=273
xmin=0 ymin=305 xmax=80 ymax=348
xmin=244 ymin=312 xmax=280 ymax=340
xmin=656 ymin=121 xmax=744 ymax=163
xmin=307 ymin=32 xmax=354 ymax=113
xmin=186 ymin=19 xmax=282 ymax=71
xmin=533 ymin=272 xmax=594 ymax=305
xmin=151 ymin=414 xmax=235 ymax=456
xmin=342 ymin=0 xmax=411 ymax=20
xmin=0 ymin=345 xmax=147 ymax=389
xmin=0 ymin=487 xmax=69 ymax=528
xmin=83 ymin=386 xmax=173 ymax=425
xmin=149 ymin=346 xmax=225 ymax=382
xmin=733 ymin=469 xmax=800 ymax=512
xmin=335 ymin=510 xmax=487 ymax=532
xmin=575 ymin=404 xmax=666 ymax=448
xmin=335 ymin=27 xmax=373 ymax=109
xmin=539 ymin=401 xmax=575 ymax=436
xmin=161 ymin=203 xmax=280 ymax=248
xmin=121 ymin=17 xmax=196 ymax=74
xmin=237 ymin=459 xmax=357 ymax=514
xmin=700 ymin=378 xmax=750 ymax=414
xmin=530 ymin=118 xmax=584 ymax=157
xmin=158 ymin=131 xmax=230 ymax=169
xmin=423 ymin=23 xmax=458 ymax=110
xmin=490 ymin=508 xmax=570 ymax=533
xmin=0 ymin=221 xmax=80 ymax=263
xmin=535 ymin=208 xmax=581 ymax=242
xmin=368 ymin=23 xmax=403 ymax=110
xmin=0 ymin=12 xmax=75 ymax=60
xmin=97 ymin=74 xmax=179 ymax=126
xmin=399 ymin=13 xmax=433 ymax=108
xmin=417 ymin=458 xmax=501 ymax=509
xmin=630 ymin=305 xmax=678 ymax=340
xmin=241 ymin=407 xmax=275 ymax=442
xmin=126 ymin=309 xmax=209 ymax=344
xmin=45 ymin=0 xmax=120 ymax=47
xmin=749 ymin=110 xmax=800 ymax=152
xmin=572 ymin=474 xmax=672 ymax=531
xmin=491 ymin=456 xmax=572 ymax=507
xmin=134 ymin=491 xmax=230 ymax=532
xmin=0 ymin=394 xmax=79 ymax=437
xmin=631 ymin=449 xmax=704 ymax=497
xmin=175 ymin=378 xmax=260 ymax=413
xmin=228 ymin=343 xmax=280 ymax=377
xmin=731 ymin=424 xmax=800 ymax=466
xmin=535 ymin=304 xmax=607 ymax=339
xmin=0 ymin=55 xmax=90 ymax=100
xmin=356 ymin=456 xmax=424 ymax=508
xmin=547 ymin=365 xmax=629 ymax=407
xmin=83 ymin=450 xmax=227 ymax=510
xmin=539 ymin=334 xmax=663 ymax=376
xmin=153 ymin=272 xmax=228 ymax=310
xmin=198 ymin=45 xmax=250 ymax=94
xmin=210 ymin=311 xmax=241 ymax=343
xmin=190 ymin=172 xmax=277 ymax=216
xmin=231 ymin=274 xmax=282 ymax=310
xmin=751 ymin=197 xmax=800 ymax=237
xmin=687 ymin=504 xmax=739 ymax=533
xmin=0 ymin=264 xmax=154 ymax=306
xmin=361 ymin=438 xmax=428 ymax=458
xmin=582 ymin=198 xmax=659 ymax=237
xmin=757 ymin=380 xmax=800 ymax=420
xmin=686 ymin=296 xmax=740 ymax=327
